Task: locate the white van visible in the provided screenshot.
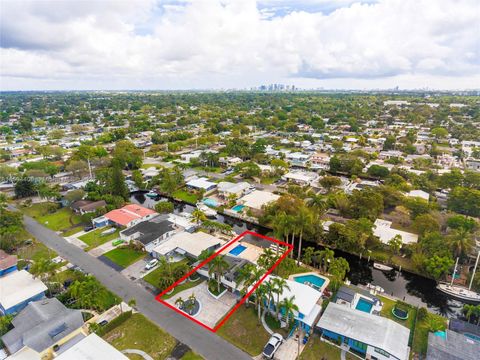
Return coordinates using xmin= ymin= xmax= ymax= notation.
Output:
xmin=145 ymin=259 xmax=158 ymax=270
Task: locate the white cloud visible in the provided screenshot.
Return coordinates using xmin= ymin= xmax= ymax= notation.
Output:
xmin=0 ymin=0 xmax=478 ymax=90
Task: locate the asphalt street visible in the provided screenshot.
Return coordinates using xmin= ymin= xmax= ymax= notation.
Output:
xmin=22 ymin=214 xmax=252 ymax=360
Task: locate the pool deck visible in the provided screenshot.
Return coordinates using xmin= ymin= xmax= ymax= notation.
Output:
xmin=289 ymin=271 xmax=330 ymax=296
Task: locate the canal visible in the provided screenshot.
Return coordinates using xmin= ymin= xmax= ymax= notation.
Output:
xmin=130 ymin=191 xmax=465 ymax=317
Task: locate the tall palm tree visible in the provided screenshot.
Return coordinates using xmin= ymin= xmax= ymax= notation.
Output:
xmin=208 ymin=255 xmax=229 ymax=293
xmin=263 ymin=279 xmax=275 ymax=315
xmin=281 ymin=295 xmax=299 ymax=326
xmin=271 ymin=277 xmax=290 ymax=319
xmin=317 ymin=249 xmax=334 ymax=272
xmin=448 ymin=228 xmax=474 ymax=259
xmin=255 ymin=283 xmax=268 ymax=320
xmin=289 ymin=215 xmax=298 ymax=258
xmin=296 ymin=207 xmax=314 ymax=265
xmin=463 ymin=304 xmax=476 ymax=323
xmin=258 ymin=248 xmax=277 ymax=270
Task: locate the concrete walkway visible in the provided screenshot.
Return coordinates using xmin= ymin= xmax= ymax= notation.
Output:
xmin=341 ymin=349 xmax=347 ymax=360
xmin=122 ymin=349 xmax=154 ymax=360
xmin=261 ymin=310 xmax=274 ymax=335
xmin=88 ymin=240 xmax=118 ymax=257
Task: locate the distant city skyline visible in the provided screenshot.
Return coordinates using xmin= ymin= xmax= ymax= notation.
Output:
xmin=1 ymin=0 xmax=479 ymax=91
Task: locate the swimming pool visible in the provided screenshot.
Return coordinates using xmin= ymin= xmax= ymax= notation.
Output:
xmin=464 ymin=333 xmax=480 ymax=342
xmin=203 ymin=198 xmax=218 ymax=207
xmin=434 ymin=331 xmax=446 ymax=339
xmin=355 ymin=297 xmax=374 ymax=313
xmin=231 ymin=204 xmax=245 ymax=212
xmin=229 ymin=244 xmax=247 ymax=256
xmin=293 ymin=274 xmax=326 ymax=289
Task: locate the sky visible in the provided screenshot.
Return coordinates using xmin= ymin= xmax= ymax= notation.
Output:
xmin=0 ymin=0 xmax=479 ymax=91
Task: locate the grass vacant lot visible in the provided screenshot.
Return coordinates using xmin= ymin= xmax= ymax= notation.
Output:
xmin=217 ymin=305 xmax=270 ymax=356
xmin=22 ymin=203 xmax=82 ymax=232
xmin=103 ymin=313 xmax=177 ymax=360
xmin=103 ymin=247 xmax=145 ymax=268
xmin=180 ymin=351 xmax=203 ymax=360
xmin=79 ymin=227 xmax=121 ymax=250
xmin=173 ymin=189 xmax=199 ymax=204
xmin=299 ymin=335 xmax=341 ymax=360
xmin=17 ymin=236 xmax=56 ymax=263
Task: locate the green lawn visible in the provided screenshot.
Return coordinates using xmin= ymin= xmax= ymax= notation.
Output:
xmin=79 ymin=227 xmax=121 ymax=250
xmin=143 ymin=259 xmax=191 ymax=291
xmin=412 ymin=312 xmax=447 ymax=356
xmin=180 ymin=351 xmax=203 ymax=360
xmin=379 ymin=296 xmax=417 ymax=333
xmin=103 ymin=247 xmax=146 ymax=268
xmin=22 ymin=203 xmax=82 ymax=231
xmin=17 ymin=236 xmax=56 ymax=263
xmin=173 ymin=189 xmax=199 ymax=204
xmin=103 ymin=313 xmax=177 ymax=360
xmin=264 ymin=312 xmax=290 ymax=338
xmin=299 ymin=335 xmax=342 ymax=360
xmin=62 ymin=226 xmax=83 ymax=237
xmin=160 ymin=279 xmax=204 ymax=299
xmin=217 ymin=305 xmax=270 ymax=356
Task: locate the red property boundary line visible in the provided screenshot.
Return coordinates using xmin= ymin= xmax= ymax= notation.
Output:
xmin=155 ymin=230 xmax=293 ymax=332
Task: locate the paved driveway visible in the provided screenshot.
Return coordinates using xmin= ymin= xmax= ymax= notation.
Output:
xmin=166 ymin=282 xmax=238 ymax=328
xmin=21 ymin=214 xmax=251 ymax=360
xmin=121 ymin=257 xmax=158 ymax=280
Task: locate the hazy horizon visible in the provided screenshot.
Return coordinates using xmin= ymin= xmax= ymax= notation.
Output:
xmin=1 ymin=0 xmax=479 ymax=91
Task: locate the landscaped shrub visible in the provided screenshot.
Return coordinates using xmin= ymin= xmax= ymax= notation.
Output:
xmin=95 ymin=311 xmax=133 ymax=336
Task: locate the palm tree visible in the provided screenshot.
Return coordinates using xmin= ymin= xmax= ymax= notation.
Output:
xmin=208 ymin=255 xmax=229 ymax=293
xmin=175 ymin=297 xmax=185 ymax=309
xmin=281 ymin=295 xmax=299 ymax=326
xmin=289 ymin=215 xmax=299 ymax=258
xmin=258 ymin=248 xmax=277 ymax=270
xmin=302 ymin=247 xmax=315 ymax=266
xmin=263 ymin=279 xmax=275 ymax=315
xmin=255 ymin=283 xmax=268 ymax=320
xmin=306 ymin=194 xmax=327 ymax=212
xmin=448 ymin=228 xmax=474 ymax=259
xmin=317 ymin=249 xmax=334 ymax=273
xmin=463 ymin=304 xmax=476 ymax=323
xmin=192 ymin=209 xmax=207 ymax=225
xmin=271 ymin=277 xmax=290 ymax=319
xmin=296 ymin=207 xmax=313 ymax=265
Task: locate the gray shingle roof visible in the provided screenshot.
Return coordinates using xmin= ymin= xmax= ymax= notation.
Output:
xmin=427 ymin=330 xmax=480 ymax=360
xmin=2 ymin=298 xmax=84 ymax=354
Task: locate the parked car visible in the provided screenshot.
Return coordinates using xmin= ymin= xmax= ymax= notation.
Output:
xmin=262 ymin=333 xmax=283 ymax=359
xmin=145 ymin=259 xmax=159 ymax=270
xmin=83 ymin=225 xmax=94 ymax=232
xmin=98 ymin=320 xmax=108 ymax=326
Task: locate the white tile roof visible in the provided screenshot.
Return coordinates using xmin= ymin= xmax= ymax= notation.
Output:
xmin=240 ymin=190 xmax=279 ymax=210
xmin=55 ymin=334 xmax=128 ymax=360
xmin=0 ymin=271 xmax=47 ymax=310
xmin=152 ymin=231 xmax=225 ymax=258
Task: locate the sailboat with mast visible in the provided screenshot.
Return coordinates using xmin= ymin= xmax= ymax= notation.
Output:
xmin=437 ymin=251 xmax=480 ymax=303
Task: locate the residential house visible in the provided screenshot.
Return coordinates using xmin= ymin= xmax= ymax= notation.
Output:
xmin=55 ymin=333 xmax=128 ymax=360
xmin=334 ymin=286 xmax=383 ymax=315
xmin=316 ymin=302 xmax=410 ymax=360
xmin=406 ymin=189 xmax=430 ymax=202
xmin=70 ymin=200 xmax=106 ymax=215
xmin=466 ymin=158 xmax=480 ymax=171
xmin=282 ymin=170 xmax=319 ymax=186
xmin=238 ymin=190 xmax=280 ymax=215
xmin=186 ymin=177 xmax=217 ymax=192
xmin=93 ymin=204 xmax=157 ymax=228
xmin=286 ymin=152 xmax=310 ymax=167
xmin=310 ymin=152 xmax=331 ymax=170
xmin=219 ymin=156 xmax=242 ymax=167
xmin=2 ymin=298 xmax=85 ymax=358
xmin=0 ymin=270 xmax=47 ymax=315
xmin=426 ymin=329 xmax=480 ymax=360
xmin=217 ymin=181 xmax=251 ymax=199
xmin=152 ymin=231 xmax=225 ymax=262
xmin=0 ymin=250 xmax=17 ymax=277
xmin=373 ymin=219 xmax=418 ymax=245
xmin=120 ymin=214 xmax=179 ymax=254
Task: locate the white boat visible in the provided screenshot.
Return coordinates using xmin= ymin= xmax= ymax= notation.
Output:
xmin=373 ymin=262 xmax=394 ymax=272
xmin=196 ymin=203 xmax=217 ymax=218
xmin=146 ymin=190 xmax=159 ymax=198
xmin=436 ymin=283 xmax=480 ymax=303
xmin=366 ymin=283 xmax=385 ymax=293
xmin=437 ymin=252 xmax=480 ymax=303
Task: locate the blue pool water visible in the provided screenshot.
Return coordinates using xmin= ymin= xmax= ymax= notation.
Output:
xmin=464 ymin=333 xmax=480 ymax=342
xmin=434 ymin=331 xmax=447 ymax=339
xmin=229 ymin=244 xmax=247 ymax=256
xmin=355 ymin=298 xmax=374 ymax=313
xmin=293 ymin=274 xmax=326 ymax=289
xmin=203 ymin=198 xmax=218 ymax=207
xmin=231 ymin=204 xmax=245 ymax=212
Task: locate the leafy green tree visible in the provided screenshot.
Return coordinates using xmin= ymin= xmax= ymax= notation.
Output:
xmin=413 ymin=214 xmax=440 ymax=236
xmin=154 ymin=201 xmax=174 ymax=214
xmin=0 ymin=314 xmax=14 ymax=336
xmin=448 ymin=187 xmax=480 ymax=217
xmin=319 ymin=176 xmax=341 ymax=192
xmin=108 ymin=160 xmax=129 ymax=200
xmin=348 ymin=189 xmax=384 ymax=221
xmin=235 ymin=161 xmax=261 ymax=179
xmin=367 ymin=165 xmax=390 ymax=178
xmin=424 ymin=255 xmax=454 ymax=280
xmin=14 ymin=177 xmax=36 ymax=198
xmin=112 ymin=140 xmax=143 ymax=170
xmin=447 ymin=215 xmax=477 ymax=232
